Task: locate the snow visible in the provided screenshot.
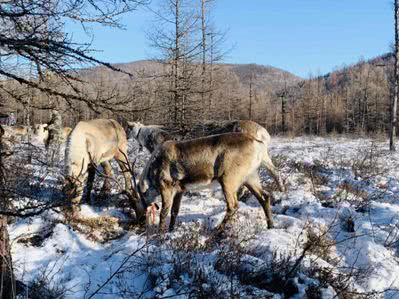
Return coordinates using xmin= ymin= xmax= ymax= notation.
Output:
xmin=7 ymin=135 xmax=399 ymax=298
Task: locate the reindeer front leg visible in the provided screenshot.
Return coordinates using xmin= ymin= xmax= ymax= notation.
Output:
xmin=169 ymin=192 xmax=183 ymax=232
xmin=159 ymin=183 xmax=174 ymax=232
xmin=83 ymin=164 xmax=96 ymax=203
xmin=100 ymin=161 xmax=113 ymax=193
xmin=63 ymin=173 xmax=87 ymax=220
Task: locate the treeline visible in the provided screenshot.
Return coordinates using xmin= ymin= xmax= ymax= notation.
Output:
xmin=1 ymin=54 xmax=393 ymax=136
xmin=277 ymin=54 xmax=392 ymax=135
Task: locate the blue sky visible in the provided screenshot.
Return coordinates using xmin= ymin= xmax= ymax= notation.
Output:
xmin=67 ymin=0 xmax=393 ymax=78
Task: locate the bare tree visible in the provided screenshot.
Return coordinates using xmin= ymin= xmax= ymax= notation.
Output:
xmin=0 ymin=211 xmax=14 ymax=299
xmin=248 ymin=70 xmax=255 ymax=120
xmin=391 ymin=0 xmax=399 ymax=151
xmin=0 ymin=126 xmax=15 ymax=299
xmin=0 ymin=0 xmax=148 ymax=113
xmin=201 ymin=0 xmax=208 ymax=107
xmin=276 ymin=84 xmax=288 ymax=133
xmin=148 ymin=0 xmax=202 ymax=130
xmin=200 ymin=0 xmax=222 ymax=116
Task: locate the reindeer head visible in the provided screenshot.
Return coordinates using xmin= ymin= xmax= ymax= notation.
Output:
xmin=61 ymin=175 xmax=84 ymax=208
xmin=137 ymin=178 xmax=157 ymax=207
xmin=126 ymin=157 xmax=154 ymax=223
xmin=32 ymin=124 xmax=49 ymax=143
xmin=127 ymin=121 xmax=144 ymax=139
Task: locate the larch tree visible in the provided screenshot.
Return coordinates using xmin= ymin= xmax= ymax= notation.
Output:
xmin=391 ymin=0 xmax=399 ymax=151
xmin=0 ymin=0 xmax=148 ymax=113
xmin=148 ymin=0 xmax=203 ymax=130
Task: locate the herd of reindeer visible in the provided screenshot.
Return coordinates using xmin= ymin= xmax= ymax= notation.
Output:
xmin=0 ymin=118 xmax=286 ymax=233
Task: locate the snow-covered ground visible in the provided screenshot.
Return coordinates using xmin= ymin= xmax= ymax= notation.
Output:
xmin=7 ymin=135 xmax=399 ymax=298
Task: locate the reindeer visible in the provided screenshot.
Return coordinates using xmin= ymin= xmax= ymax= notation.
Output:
xmin=32 ymin=124 xmax=72 ymax=144
xmin=138 ymin=132 xmax=276 ymax=232
xmin=0 ymin=125 xmax=13 ymax=159
xmin=130 ymin=120 xmax=284 ymax=192
xmin=127 ymin=121 xmax=174 ymax=153
xmin=64 ymin=119 xmax=141 ymax=216
xmin=1 ymin=125 xmax=29 ymax=142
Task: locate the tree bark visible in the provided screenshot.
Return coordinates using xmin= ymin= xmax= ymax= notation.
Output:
xmin=201 ymin=0 xmax=207 ymax=115
xmin=281 ymin=94 xmax=286 ymax=133
xmin=391 ymin=0 xmax=399 ymax=151
xmin=0 ymin=133 xmax=15 ymax=299
xmin=174 ymin=0 xmax=180 ymax=129
xmin=0 ymin=216 xmax=15 ymax=299
xmin=249 ymin=73 xmax=253 ymax=120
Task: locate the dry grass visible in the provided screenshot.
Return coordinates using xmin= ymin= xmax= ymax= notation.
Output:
xmin=305 ymin=224 xmax=336 ymax=262
xmin=68 ymin=215 xmax=124 ymax=243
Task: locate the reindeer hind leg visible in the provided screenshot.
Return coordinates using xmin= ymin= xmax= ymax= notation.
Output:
xmin=245 ymin=174 xmax=274 ymax=229
xmin=262 ymin=152 xmax=285 ymax=192
xmin=114 ymin=148 xmax=133 ymax=192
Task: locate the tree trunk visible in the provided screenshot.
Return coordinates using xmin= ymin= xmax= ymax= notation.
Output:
xmin=209 ymin=33 xmax=214 ymax=111
xmin=249 ymin=73 xmax=253 ymax=120
xmin=0 ymin=135 xmax=15 ymax=298
xmin=281 ymin=95 xmax=286 ymax=133
xmin=174 ymin=0 xmax=180 ymax=129
xmin=391 ymin=0 xmax=399 ymax=151
xmin=0 ymin=215 xmax=15 ymax=299
xmin=201 ymin=0 xmax=207 ymax=116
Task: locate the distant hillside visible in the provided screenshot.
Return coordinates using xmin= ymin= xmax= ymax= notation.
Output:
xmin=227 ymin=63 xmax=302 ymax=92
xmin=78 ymin=60 xmax=302 ymax=94
xmin=278 ymin=53 xmax=393 ymax=135
xmin=321 ymin=53 xmax=393 ymax=91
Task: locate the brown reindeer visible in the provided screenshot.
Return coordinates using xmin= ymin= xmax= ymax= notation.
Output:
xmin=138 ymin=132 xmax=276 ymax=232
xmin=129 ymin=120 xmax=284 ymax=192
